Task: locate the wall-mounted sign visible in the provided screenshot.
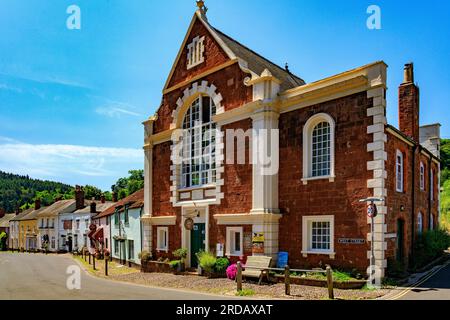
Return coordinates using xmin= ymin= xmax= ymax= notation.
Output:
xmin=184 ymin=218 xmax=194 ymax=230
xmin=216 ymin=243 xmax=224 ymax=257
xmin=244 ymin=232 xmax=252 ymax=251
xmin=367 ymin=203 xmax=378 ymax=218
xmin=338 ymin=238 xmax=366 ymax=245
xmin=252 ymin=232 xmax=265 ymax=254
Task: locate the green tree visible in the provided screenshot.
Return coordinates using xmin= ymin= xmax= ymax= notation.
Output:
xmin=111 ymin=170 xmax=144 ymax=200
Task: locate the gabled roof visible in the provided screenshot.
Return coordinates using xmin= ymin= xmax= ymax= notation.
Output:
xmin=18 ymin=207 xmax=47 ymax=221
xmin=36 ymin=200 xmax=76 ymax=218
xmin=93 ymin=189 xmax=144 ymax=219
xmin=0 ymin=214 xmax=16 ymax=228
xmin=10 ymin=208 xmax=35 ymax=222
xmin=163 ymin=10 xmax=305 ymax=93
xmin=73 ymin=200 xmax=115 ymax=215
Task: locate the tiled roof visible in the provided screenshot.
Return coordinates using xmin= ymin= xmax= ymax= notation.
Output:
xmin=9 ymin=208 xmax=35 ymax=222
xmin=93 ymin=189 xmax=144 ymax=219
xmin=18 ymin=207 xmax=47 ymax=221
xmin=36 ymin=200 xmax=76 ymax=218
xmin=73 ymin=200 xmax=115 ymax=214
xmin=0 ymin=213 xmax=16 ymax=228
xmin=213 ymin=28 xmax=306 ymax=91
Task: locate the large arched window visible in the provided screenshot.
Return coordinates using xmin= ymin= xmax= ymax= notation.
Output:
xmin=181 ymin=96 xmax=216 ymax=188
xmin=303 ymin=113 xmax=335 ymax=183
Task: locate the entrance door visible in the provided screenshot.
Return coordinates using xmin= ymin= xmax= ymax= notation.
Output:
xmin=67 ymin=236 xmax=73 ymax=252
xmin=396 ymin=219 xmax=404 ymax=262
xmin=190 ymin=223 xmax=206 ymax=268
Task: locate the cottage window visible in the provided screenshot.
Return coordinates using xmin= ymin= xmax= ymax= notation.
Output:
xmin=396 ymin=150 xmax=404 ymax=192
xmin=417 ymin=212 xmax=423 ymax=235
xmin=302 ymin=113 xmax=335 ymax=183
xmin=226 ymin=227 xmax=243 ymax=257
xmin=187 ymin=36 xmax=205 ymax=69
xmin=157 ymin=227 xmax=169 ymax=252
xmin=302 ymin=215 xmax=335 ymax=258
xmin=181 ymin=96 xmax=217 ymax=188
xmin=420 ymin=162 xmax=425 ymax=191
xmin=114 ymin=239 xmax=119 ymax=255
xmin=51 ymin=237 xmax=55 ymax=249
xmin=76 ymin=220 xmax=80 ymax=230
xmin=124 ymin=205 xmax=129 ymax=225
xmin=114 ymin=210 xmax=119 ymax=226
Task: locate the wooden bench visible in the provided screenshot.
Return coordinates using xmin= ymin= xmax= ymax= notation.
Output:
xmin=242 ymin=256 xmax=272 ymax=285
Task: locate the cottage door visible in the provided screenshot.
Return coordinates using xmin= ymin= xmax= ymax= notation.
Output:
xmin=190 ymin=223 xmax=206 ymax=268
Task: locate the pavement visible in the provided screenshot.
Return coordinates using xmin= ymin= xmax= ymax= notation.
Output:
xmin=0 ymin=252 xmax=239 ymax=300
xmin=383 ymin=260 xmax=450 ymax=300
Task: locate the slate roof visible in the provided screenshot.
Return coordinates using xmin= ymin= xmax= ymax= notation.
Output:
xmin=18 ymin=207 xmax=47 ymax=221
xmin=36 ymin=200 xmax=76 ymax=218
xmin=93 ymin=189 xmax=144 ymax=219
xmin=9 ymin=208 xmax=35 ymax=222
xmin=213 ymin=28 xmax=306 ymax=91
xmin=0 ymin=213 xmax=16 ymax=228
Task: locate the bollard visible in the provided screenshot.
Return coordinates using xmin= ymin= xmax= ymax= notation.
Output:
xmin=236 ymin=261 xmax=242 ymax=292
xmin=105 ymin=258 xmax=108 ymax=276
xmin=88 ymin=252 xmax=91 ymax=264
xmin=326 ymin=266 xmax=334 ymax=300
xmin=285 ymin=265 xmax=291 ymax=296
xmin=93 ymin=254 xmax=96 ymax=270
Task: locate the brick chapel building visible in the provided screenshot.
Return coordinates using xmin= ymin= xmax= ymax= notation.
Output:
xmin=141 ymin=2 xmax=441 ymax=277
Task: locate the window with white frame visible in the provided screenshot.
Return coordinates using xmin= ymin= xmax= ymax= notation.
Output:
xmin=396 ymin=150 xmax=404 ymax=192
xmin=303 ymin=113 xmax=335 ymax=181
xmin=157 ymin=227 xmax=169 ymax=251
xmin=226 ymin=227 xmax=243 ymax=256
xmin=181 ymin=96 xmax=217 ymax=188
xmin=302 ymin=216 xmax=335 ymax=257
xmin=417 ymin=212 xmax=423 ymax=235
xmin=430 ymin=169 xmax=434 ymax=201
xmin=420 ymin=162 xmax=425 ymax=191
xmin=187 ymin=36 xmax=205 ymax=69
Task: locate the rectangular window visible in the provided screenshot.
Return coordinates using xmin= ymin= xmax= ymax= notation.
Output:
xmin=420 ymin=163 xmax=425 ymax=191
xmin=51 ymin=237 xmax=55 ymax=249
xmin=157 ymin=227 xmax=168 ymax=251
xmin=302 ymin=216 xmax=335 ymax=257
xmin=83 ymin=235 xmax=87 ymax=247
xmin=46 ymin=218 xmax=49 ymax=228
xmin=85 ymin=219 xmax=89 ymax=228
xmin=128 ymin=240 xmax=134 ymax=260
xmin=396 ymin=150 xmax=404 ymax=192
xmin=76 ymin=220 xmax=80 ymax=230
xmin=74 ymin=234 xmax=78 ymax=249
xmin=114 ymin=210 xmax=119 ymax=226
xmin=105 ymin=238 xmax=108 ymax=249
xmin=226 ymin=227 xmax=243 ymax=256
xmin=124 ymin=206 xmax=129 ymax=225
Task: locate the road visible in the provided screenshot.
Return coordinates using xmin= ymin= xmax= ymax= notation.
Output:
xmin=397 ymin=262 xmax=450 ymax=300
xmin=0 ymin=253 xmax=236 ymax=300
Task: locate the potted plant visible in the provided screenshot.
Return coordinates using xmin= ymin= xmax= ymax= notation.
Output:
xmin=169 ymin=260 xmax=182 ymax=274
xmin=197 ymin=251 xmax=216 ymax=278
xmin=173 ymin=248 xmax=188 ymax=272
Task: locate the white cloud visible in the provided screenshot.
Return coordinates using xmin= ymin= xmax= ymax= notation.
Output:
xmin=0 ymin=83 xmax=23 ymax=93
xmin=0 ymin=139 xmax=143 ymax=188
xmin=96 ymin=106 xmax=141 ymax=118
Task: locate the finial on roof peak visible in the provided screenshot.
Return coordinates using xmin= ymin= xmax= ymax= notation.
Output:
xmin=196 ymin=0 xmax=208 ymax=15
xmin=285 ymin=63 xmax=290 ymax=73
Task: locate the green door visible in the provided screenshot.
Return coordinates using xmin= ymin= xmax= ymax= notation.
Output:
xmin=190 ymin=223 xmax=206 ymax=268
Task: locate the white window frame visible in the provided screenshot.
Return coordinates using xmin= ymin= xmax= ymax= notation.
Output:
xmin=396 ymin=150 xmax=404 ymax=193
xmin=226 ymin=227 xmax=243 ymax=257
xmin=417 ymin=212 xmax=423 ymax=235
xmin=156 ymin=227 xmax=169 ymax=252
xmin=187 ymin=36 xmax=205 ymax=69
xmin=302 ymin=215 xmax=335 ymax=259
xmin=302 ymin=113 xmax=336 ymax=184
xmin=420 ymin=162 xmax=425 ymax=191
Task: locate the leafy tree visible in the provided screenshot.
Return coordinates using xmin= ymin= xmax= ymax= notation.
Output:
xmin=111 ymin=170 xmax=144 ymax=200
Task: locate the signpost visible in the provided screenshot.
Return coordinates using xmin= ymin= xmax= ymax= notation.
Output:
xmin=359 ymin=197 xmax=383 ymax=287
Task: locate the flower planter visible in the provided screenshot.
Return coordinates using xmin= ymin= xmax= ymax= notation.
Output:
xmin=272 ymin=275 xmax=366 ymax=290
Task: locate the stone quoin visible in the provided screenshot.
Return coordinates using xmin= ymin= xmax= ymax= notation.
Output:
xmin=140 ymin=2 xmax=441 ymax=278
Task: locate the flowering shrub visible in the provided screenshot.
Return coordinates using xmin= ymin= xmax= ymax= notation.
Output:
xmin=226 ymin=263 xmax=237 ymax=280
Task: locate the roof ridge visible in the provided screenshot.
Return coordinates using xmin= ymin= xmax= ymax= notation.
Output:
xmin=212 ymin=27 xmax=305 ymax=84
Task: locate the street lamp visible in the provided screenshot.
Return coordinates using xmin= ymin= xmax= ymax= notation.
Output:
xmin=359 ymin=197 xmax=384 ymax=286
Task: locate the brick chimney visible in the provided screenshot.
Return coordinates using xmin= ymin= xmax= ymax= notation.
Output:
xmin=15 ymin=207 xmax=20 ymax=216
xmin=100 ymin=194 xmax=106 ymax=204
xmin=90 ymin=200 xmax=97 ymax=214
xmin=0 ymin=208 xmax=5 ymax=219
xmin=399 ymin=63 xmax=420 ymax=142
xmin=75 ymin=185 xmax=85 ymax=210
xmin=34 ymin=199 xmax=41 ymax=210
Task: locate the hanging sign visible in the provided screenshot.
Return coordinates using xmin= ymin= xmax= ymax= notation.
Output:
xmin=184 ymin=218 xmax=194 ymax=230
xmin=367 ymin=202 xmax=378 ymax=218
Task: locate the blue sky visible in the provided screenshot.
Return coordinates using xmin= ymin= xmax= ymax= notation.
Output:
xmin=0 ymin=0 xmax=449 ymax=190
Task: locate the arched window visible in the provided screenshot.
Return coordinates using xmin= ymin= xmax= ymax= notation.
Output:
xmin=417 ymin=212 xmax=423 ymax=235
xmin=181 ymin=96 xmax=216 ymax=188
xmin=303 ymin=113 xmax=335 ymax=183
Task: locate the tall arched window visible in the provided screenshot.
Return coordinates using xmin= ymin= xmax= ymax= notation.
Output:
xmin=303 ymin=113 xmax=335 ymax=183
xmin=181 ymin=96 xmax=216 ymax=188
xmin=417 ymin=212 xmax=423 ymax=235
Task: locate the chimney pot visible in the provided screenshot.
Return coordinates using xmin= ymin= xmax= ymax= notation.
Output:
xmin=112 ymin=192 xmax=118 ymax=203
xmin=403 ymin=63 xmax=414 ymax=84
xmin=90 ymin=201 xmax=97 ymax=214
xmin=75 ymin=186 xmax=85 ymax=210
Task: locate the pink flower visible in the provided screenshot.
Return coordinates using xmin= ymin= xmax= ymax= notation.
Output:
xmin=226 ymin=263 xmax=237 ymax=280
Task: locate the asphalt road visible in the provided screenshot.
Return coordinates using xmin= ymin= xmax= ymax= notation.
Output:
xmin=0 ymin=253 xmax=236 ymax=300
xmin=399 ymin=262 xmax=450 ymax=300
